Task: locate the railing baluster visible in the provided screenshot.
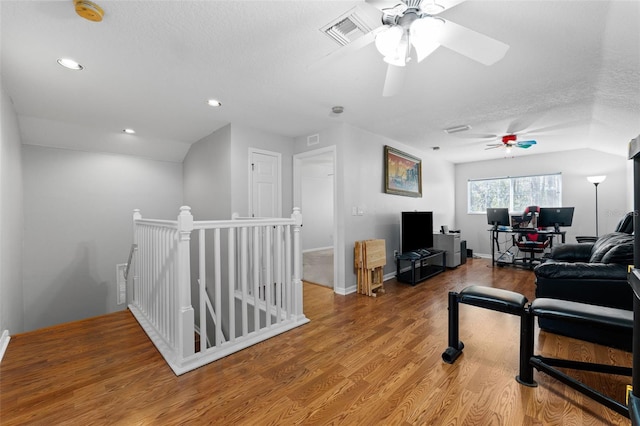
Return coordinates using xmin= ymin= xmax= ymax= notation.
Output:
xmin=228 ymin=227 xmax=236 ymax=342
xmin=265 ymin=225 xmax=272 ymax=328
xmin=214 ymin=228 xmax=222 ymax=347
xmin=285 ymin=224 xmax=292 ymax=319
xmin=275 ymin=225 xmax=282 ymax=324
xmin=253 ymin=226 xmax=260 ymax=333
xmin=199 ymin=228 xmax=206 ymax=352
xmin=241 ymin=226 xmax=248 ymax=337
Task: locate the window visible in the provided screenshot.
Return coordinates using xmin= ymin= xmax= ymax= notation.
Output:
xmin=468 ymin=173 xmax=562 ymax=213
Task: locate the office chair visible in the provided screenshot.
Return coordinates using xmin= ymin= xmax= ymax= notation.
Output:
xmin=514 ymin=206 xmax=552 ymax=267
xmin=576 ymin=211 xmax=634 ymax=243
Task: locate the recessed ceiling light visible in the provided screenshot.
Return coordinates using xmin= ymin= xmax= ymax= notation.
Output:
xmin=123 ymin=128 xmax=135 ymax=134
xmin=207 ymin=99 xmax=222 ymax=107
xmin=57 ymin=58 xmax=84 ymax=70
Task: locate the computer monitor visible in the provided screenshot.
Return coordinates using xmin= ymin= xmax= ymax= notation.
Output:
xmin=538 ymin=207 xmax=575 ymax=232
xmin=486 ymin=208 xmax=510 ymax=230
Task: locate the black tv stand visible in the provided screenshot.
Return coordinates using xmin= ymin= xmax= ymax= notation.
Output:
xmin=396 ymin=248 xmax=446 ymax=286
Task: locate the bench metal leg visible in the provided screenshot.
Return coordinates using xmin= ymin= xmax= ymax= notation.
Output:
xmin=516 ymin=308 xmax=537 ymax=387
xmin=442 ymin=291 xmax=464 ymax=364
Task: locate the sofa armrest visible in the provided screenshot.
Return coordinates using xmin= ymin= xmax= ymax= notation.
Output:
xmin=547 ymin=243 xmax=593 ymax=262
xmin=535 ymin=262 xmax=632 ymax=310
xmin=534 ymin=260 xmax=628 ymax=280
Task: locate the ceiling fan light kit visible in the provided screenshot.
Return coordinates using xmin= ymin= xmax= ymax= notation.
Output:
xmin=375 ymin=7 xmax=444 ymax=66
xmin=485 ymin=134 xmax=537 ymax=151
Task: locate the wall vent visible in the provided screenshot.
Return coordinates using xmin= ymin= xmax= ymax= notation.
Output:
xmin=307 ymin=134 xmax=320 ymax=146
xmin=321 ymin=7 xmax=377 ymax=46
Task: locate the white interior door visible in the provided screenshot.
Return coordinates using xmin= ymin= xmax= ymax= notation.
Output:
xmin=249 ymin=149 xmax=281 ymax=218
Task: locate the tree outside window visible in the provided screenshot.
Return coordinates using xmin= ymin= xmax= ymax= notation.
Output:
xmin=468 ymin=173 xmax=562 ymax=213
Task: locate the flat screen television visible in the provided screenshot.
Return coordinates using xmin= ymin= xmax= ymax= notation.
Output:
xmin=401 ymin=211 xmax=434 ymax=253
xmin=486 ymin=208 xmax=510 ymax=229
xmin=538 ymin=207 xmax=575 ymax=231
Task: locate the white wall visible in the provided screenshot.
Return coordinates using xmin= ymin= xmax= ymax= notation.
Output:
xmin=22 ymin=145 xmax=183 ymax=332
xmin=1 ymin=82 xmax=24 ymax=340
xmin=295 ymin=123 xmax=456 ymax=293
xmin=455 ymin=149 xmax=629 ymax=257
xmin=183 ymin=125 xmax=232 ymax=220
xmin=301 ymin=157 xmax=334 ymax=250
xmin=342 ymin=125 xmax=455 ymax=291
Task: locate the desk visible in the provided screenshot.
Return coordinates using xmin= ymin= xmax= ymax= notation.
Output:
xmin=489 ymin=228 xmax=566 ymax=267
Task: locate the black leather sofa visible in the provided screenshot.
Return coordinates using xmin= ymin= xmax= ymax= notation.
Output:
xmin=534 ymin=232 xmax=634 ymax=350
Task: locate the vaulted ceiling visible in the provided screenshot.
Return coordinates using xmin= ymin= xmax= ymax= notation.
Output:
xmin=2 ymin=0 xmax=639 ymax=163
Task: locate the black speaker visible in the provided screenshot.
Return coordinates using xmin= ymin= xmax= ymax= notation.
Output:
xmin=460 ymin=240 xmax=467 ymax=264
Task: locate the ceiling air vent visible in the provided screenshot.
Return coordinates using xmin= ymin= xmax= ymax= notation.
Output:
xmin=321 ymin=7 xmax=377 ymax=46
xmin=307 ymin=134 xmax=320 ymax=146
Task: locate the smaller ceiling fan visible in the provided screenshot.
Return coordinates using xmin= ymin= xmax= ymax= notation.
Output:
xmin=485 ymin=135 xmax=537 ymax=151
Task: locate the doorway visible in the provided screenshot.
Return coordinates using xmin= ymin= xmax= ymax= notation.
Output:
xmin=293 ymin=147 xmax=337 ymax=290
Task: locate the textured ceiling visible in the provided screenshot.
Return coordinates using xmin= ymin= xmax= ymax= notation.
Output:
xmin=1 ymin=0 xmax=639 ymax=163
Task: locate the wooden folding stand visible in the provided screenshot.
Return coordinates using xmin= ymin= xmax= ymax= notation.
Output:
xmin=354 ymin=239 xmax=386 ymax=297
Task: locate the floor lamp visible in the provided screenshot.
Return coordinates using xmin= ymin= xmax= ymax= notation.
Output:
xmin=587 ymin=175 xmax=607 ymax=236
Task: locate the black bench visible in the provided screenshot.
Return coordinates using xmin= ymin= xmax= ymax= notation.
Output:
xmin=442 ymin=285 xmax=633 ymax=418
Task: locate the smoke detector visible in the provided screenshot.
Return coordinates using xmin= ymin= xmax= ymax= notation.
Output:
xmin=74 ymin=0 xmax=104 ymax=22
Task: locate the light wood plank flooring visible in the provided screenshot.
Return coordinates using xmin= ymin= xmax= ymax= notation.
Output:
xmin=0 ymin=258 xmax=632 ymax=425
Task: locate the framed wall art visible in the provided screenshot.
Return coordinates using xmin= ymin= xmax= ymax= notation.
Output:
xmin=384 ymin=145 xmax=422 ymax=197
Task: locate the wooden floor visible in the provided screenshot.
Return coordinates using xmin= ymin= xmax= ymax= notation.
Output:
xmin=0 ymin=258 xmax=633 ymax=425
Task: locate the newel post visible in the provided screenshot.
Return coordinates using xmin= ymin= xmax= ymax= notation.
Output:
xmin=177 ymin=206 xmax=195 ymax=360
xmin=291 ymin=207 xmax=304 ymax=319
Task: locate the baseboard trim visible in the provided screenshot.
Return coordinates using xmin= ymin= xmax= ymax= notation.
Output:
xmin=302 ymin=246 xmax=333 ymax=254
xmin=0 ymin=330 xmax=11 ymax=363
xmin=335 ymin=284 xmax=357 ymax=295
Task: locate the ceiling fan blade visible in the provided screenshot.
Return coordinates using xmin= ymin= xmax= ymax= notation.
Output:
xmin=382 ymin=64 xmax=406 ymax=97
xmin=438 ymin=20 xmax=509 ymax=66
xmin=523 ymin=120 xmax=587 ymax=136
xmin=484 ymin=145 xmax=503 ymax=150
xmin=516 ymin=140 xmax=537 ymax=148
xmin=421 ymin=0 xmax=467 ymax=15
xmin=506 ymin=113 xmax=544 ymax=135
xmin=366 ymin=0 xmax=401 ymax=11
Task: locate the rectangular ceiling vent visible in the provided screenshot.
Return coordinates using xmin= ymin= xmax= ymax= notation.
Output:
xmin=321 ymin=7 xmax=377 ymax=46
xmin=307 ymin=134 xmax=320 ymax=146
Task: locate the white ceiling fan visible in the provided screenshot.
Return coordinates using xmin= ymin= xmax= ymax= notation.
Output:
xmin=320 ymin=0 xmax=510 ymax=97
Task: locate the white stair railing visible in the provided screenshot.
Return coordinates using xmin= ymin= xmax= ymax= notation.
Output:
xmin=128 ymin=206 xmax=308 ymax=375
